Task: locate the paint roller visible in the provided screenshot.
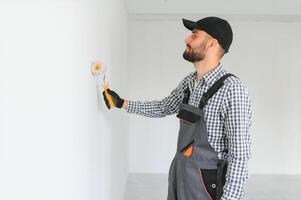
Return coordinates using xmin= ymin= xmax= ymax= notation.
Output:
xmin=91 ymin=62 xmax=115 ymax=108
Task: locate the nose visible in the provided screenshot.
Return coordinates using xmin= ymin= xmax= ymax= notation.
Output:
xmin=184 ymin=35 xmax=191 ymax=45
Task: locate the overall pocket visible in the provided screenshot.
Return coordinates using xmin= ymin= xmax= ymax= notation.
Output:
xmin=177 ymin=114 xmax=198 ymax=153
xmin=199 ymin=169 xmax=218 ymax=200
xmin=180 ymin=140 xmax=194 ymax=157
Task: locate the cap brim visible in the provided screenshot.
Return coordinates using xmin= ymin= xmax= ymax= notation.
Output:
xmin=182 ymin=18 xmax=197 ymax=31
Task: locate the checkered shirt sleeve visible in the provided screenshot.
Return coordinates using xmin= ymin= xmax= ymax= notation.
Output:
xmin=125 ymin=73 xmax=192 ymax=117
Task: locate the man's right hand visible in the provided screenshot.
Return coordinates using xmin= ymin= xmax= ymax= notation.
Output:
xmin=102 ymin=89 xmax=125 ymax=109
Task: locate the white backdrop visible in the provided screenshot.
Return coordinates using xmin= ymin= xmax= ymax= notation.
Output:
xmin=127 ymin=15 xmax=301 ymax=175
xmin=0 ymin=1 xmax=129 ymax=200
xmin=1 ymin=2 xmax=301 ymax=200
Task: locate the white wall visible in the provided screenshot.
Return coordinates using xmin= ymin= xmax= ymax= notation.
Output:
xmin=125 ymin=0 xmax=301 ymax=15
xmin=127 ymin=15 xmax=301 ymax=175
xmin=0 ymin=1 xmax=129 ymax=200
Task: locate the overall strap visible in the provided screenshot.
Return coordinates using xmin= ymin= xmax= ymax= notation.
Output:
xmin=198 ymin=73 xmax=237 ymax=109
xmin=181 ymin=86 xmax=190 ymax=104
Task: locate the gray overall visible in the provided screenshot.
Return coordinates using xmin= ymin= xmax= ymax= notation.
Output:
xmin=167 ymin=74 xmax=235 ymax=200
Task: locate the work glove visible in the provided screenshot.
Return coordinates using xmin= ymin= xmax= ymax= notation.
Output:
xmin=102 ymin=89 xmax=124 ymax=109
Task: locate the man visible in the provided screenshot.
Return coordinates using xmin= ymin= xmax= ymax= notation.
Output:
xmin=103 ymin=16 xmax=251 ymax=200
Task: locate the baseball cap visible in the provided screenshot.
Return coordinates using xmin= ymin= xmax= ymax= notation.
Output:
xmin=182 ymin=17 xmax=233 ymax=53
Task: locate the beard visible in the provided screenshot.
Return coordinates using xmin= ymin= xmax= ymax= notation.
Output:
xmin=183 ymin=42 xmax=207 ymax=62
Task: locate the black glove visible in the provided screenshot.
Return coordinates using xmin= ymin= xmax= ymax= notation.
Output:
xmin=102 ymin=89 xmax=124 ymax=109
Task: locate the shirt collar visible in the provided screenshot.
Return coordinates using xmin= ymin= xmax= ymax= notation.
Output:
xmin=193 ymin=63 xmax=223 ymax=86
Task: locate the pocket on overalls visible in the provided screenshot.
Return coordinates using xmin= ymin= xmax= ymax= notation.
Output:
xmin=176 ymin=109 xmax=200 ymax=125
xmin=180 ymin=140 xmax=194 ymax=157
xmin=176 ymin=108 xmax=199 ymax=153
xmin=199 ymin=169 xmax=218 ymax=200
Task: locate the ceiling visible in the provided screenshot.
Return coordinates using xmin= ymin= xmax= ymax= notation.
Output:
xmin=125 ymin=0 xmax=301 ymax=16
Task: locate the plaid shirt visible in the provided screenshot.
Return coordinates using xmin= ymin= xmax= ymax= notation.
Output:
xmin=126 ymin=64 xmax=252 ymax=200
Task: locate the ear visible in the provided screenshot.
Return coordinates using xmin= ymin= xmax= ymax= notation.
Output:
xmin=209 ymin=39 xmax=221 ymax=52
xmin=211 ymin=39 xmax=219 ymax=47
xmin=205 ymin=38 xmax=215 ymax=49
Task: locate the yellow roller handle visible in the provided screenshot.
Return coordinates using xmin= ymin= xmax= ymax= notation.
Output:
xmin=101 ymin=82 xmax=115 ymax=109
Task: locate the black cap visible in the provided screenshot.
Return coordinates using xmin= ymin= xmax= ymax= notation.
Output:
xmin=182 ymin=17 xmax=233 ymax=53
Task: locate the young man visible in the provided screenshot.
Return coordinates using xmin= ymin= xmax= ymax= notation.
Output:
xmin=103 ymin=16 xmax=251 ymax=200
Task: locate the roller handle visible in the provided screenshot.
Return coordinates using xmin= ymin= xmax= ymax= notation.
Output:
xmin=102 ymin=82 xmax=115 ymax=109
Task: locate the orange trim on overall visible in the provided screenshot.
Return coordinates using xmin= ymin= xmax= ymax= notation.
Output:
xmin=183 ymin=146 xmax=193 ymax=157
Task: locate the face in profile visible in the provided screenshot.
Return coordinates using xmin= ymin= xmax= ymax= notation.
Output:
xmin=183 ymin=29 xmax=212 ymax=63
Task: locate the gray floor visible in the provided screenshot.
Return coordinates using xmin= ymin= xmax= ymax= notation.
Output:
xmin=124 ymin=173 xmax=301 ymax=200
